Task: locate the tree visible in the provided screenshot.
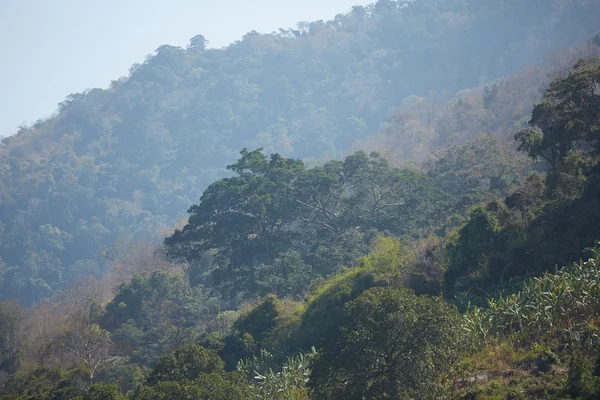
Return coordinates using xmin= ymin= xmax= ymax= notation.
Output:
xmin=101 ymin=271 xmax=215 ymax=367
xmin=297 ymin=151 xmax=443 ymax=236
xmin=504 ymin=172 xmax=547 ymax=229
xmin=0 ymin=367 xmax=82 ymax=399
xmin=84 ymin=383 xmax=126 ymax=400
xmin=0 ymin=301 xmax=30 ymax=374
xmin=255 ymin=251 xmax=313 ymax=299
xmin=1 ymin=0 xmax=599 ymax=306
xmin=189 ymin=34 xmax=208 ymax=50
xmin=218 ymin=295 xmax=280 ymax=370
xmin=26 ymin=300 xmax=66 ymax=368
xmin=63 ymin=312 xmax=114 ymax=383
xmin=310 ymin=287 xmax=465 ymax=399
xmin=427 ymin=134 xmax=532 ymax=211
xmin=135 ymin=345 xmax=250 ymax=400
xmin=515 ymin=58 xmax=600 ymax=170
xmin=57 ymin=275 xmax=112 ymax=317
xmin=165 ymin=149 xmax=445 ymax=300
xmin=166 ymin=148 xmax=305 ymax=298
xmin=444 ymin=205 xmax=501 ymax=295
xmin=135 ymin=374 xmax=250 ymax=400
xmin=104 ymin=238 xmax=179 ymax=287
xmin=147 ymin=344 xmax=224 ymax=385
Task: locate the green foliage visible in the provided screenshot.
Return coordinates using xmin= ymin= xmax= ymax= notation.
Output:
xmin=255 ymin=251 xmax=312 ymax=299
xmin=237 ymin=348 xmax=316 ymax=399
xmin=146 ymin=344 xmax=224 ymax=385
xmin=135 ymin=344 xmax=250 ymax=400
xmin=445 ymin=201 xmax=524 ymax=297
xmin=446 ymin=59 xmax=600 ymax=298
xmin=4 ymin=0 xmax=598 ymax=305
xmin=310 ymin=286 xmax=466 ymax=399
xmin=218 ymin=333 xmax=257 ymax=372
xmin=365 ymin=234 xmax=409 ymax=274
xmin=309 ymin=228 xmax=377 ymax=278
xmin=94 ymin=357 xmax=144 ymax=396
xmin=232 ymin=295 xmax=279 ymax=345
xmin=166 ymin=149 xmax=306 ymax=297
xmin=0 ymin=368 xmax=123 ymax=400
xmin=516 ymin=59 xmax=600 ymax=171
xmin=101 ymin=271 xmax=218 ymax=366
xmin=465 ymin=254 xmax=600 ymax=345
xmin=566 ymin=355 xmax=594 ymax=399
xmin=0 ymin=368 xmax=68 ymax=400
xmin=404 ymin=237 xmax=447 ymax=296
xmin=166 ymin=149 xmax=444 ymax=301
xmin=84 ymin=383 xmax=126 ymax=400
xmin=294 ymin=264 xmax=379 ymax=350
xmin=3 ymin=6 xmax=600 ymax=400
xmin=218 ymin=295 xmax=281 ymax=370
xmin=135 ymin=372 xmax=250 ymax=400
xmin=294 ymin=235 xmax=414 ymax=350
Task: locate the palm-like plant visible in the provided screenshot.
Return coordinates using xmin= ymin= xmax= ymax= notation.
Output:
xmin=237 ymin=348 xmax=316 ymax=399
xmin=467 ymin=248 xmax=600 ymax=346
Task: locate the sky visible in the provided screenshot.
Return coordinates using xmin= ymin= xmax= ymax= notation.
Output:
xmin=0 ymin=0 xmax=369 ymax=137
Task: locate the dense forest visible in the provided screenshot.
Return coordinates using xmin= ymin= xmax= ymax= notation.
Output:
xmin=2 ymin=0 xmax=600 ymax=398
xmin=1 ymin=0 xmax=600 ymax=305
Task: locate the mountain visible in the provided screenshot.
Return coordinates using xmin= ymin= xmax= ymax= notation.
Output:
xmin=1 ymin=0 xmax=600 ymax=305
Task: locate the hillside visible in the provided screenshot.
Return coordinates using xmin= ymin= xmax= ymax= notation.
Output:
xmin=0 ymin=16 xmax=600 ymax=396
xmin=1 ymin=0 xmax=599 ymax=306
xmin=1 ymin=57 xmax=600 ymax=396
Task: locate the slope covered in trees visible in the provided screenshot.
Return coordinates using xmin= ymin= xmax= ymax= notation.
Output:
xmin=2 ymin=0 xmax=600 ymax=304
xmin=2 ymin=55 xmax=600 ymax=398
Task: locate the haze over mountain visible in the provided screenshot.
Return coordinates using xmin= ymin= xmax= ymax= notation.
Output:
xmin=1 ymin=0 xmax=599 ymax=305
xmin=0 ymin=0 xmax=369 ymax=137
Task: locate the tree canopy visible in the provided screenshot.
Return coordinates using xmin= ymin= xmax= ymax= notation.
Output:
xmin=310 ymin=287 xmax=464 ymax=399
xmin=516 ymin=58 xmax=600 ymax=169
xmin=165 ymin=149 xmax=446 ymax=301
xmin=1 ymin=0 xmax=599 ymax=305
xmin=3 ymin=2 xmax=600 ymax=399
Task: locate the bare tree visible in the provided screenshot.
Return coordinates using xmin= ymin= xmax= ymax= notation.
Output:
xmin=26 ymin=300 xmax=67 ymax=368
xmin=106 ymin=238 xmax=181 ymax=286
xmin=63 ymin=313 xmax=114 ymax=383
xmin=0 ymin=301 xmax=30 ymax=374
xmin=57 ymin=275 xmax=112 ymax=316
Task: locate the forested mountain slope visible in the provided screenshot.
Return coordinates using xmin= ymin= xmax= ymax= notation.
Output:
xmin=1 ymin=0 xmax=600 ymax=305
xmin=1 ymin=52 xmax=600 ymax=398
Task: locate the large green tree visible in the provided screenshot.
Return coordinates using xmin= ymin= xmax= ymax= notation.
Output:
xmin=515 ymin=58 xmax=600 ymax=170
xmin=309 ymin=287 xmax=465 ymax=399
xmin=165 ymin=149 xmax=306 ymax=298
xmin=165 ymin=149 xmax=445 ymax=300
xmin=134 ymin=345 xmax=250 ymax=400
xmin=101 ymin=271 xmax=216 ymax=367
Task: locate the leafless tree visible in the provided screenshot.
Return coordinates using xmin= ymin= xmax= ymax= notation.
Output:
xmin=63 ymin=313 xmax=114 ymax=383
xmin=0 ymin=301 xmax=30 ymax=374
xmin=106 ymin=238 xmax=182 ymax=286
xmin=57 ymin=275 xmax=111 ymax=316
xmin=26 ymin=300 xmax=67 ymax=368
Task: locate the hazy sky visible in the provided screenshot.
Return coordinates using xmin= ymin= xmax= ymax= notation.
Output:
xmin=0 ymin=0 xmax=369 ymax=137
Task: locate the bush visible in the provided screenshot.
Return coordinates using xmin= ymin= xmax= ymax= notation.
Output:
xmin=310 ymin=287 xmax=466 ymax=399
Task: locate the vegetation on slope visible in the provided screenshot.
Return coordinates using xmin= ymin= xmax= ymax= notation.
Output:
xmin=1 ymin=3 xmax=600 ymax=399
xmin=2 ymin=0 xmax=600 ymax=304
